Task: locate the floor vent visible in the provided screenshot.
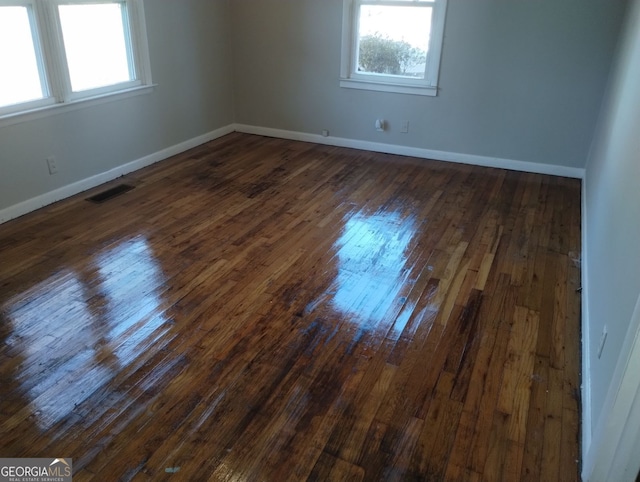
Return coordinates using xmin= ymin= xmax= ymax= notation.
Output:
xmin=87 ymin=184 xmax=135 ymax=203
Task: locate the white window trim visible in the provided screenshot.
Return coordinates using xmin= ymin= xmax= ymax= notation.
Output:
xmin=340 ymin=0 xmax=447 ymax=97
xmin=0 ymin=0 xmax=153 ymax=124
xmin=0 ymin=85 xmax=154 ymax=128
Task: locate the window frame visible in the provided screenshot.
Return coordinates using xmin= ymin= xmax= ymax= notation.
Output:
xmin=0 ymin=0 xmax=152 ymax=123
xmin=0 ymin=0 xmax=55 ymax=115
xmin=340 ymin=0 xmax=448 ymax=97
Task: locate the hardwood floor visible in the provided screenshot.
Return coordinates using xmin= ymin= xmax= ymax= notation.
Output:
xmin=0 ymin=133 xmax=581 ymax=481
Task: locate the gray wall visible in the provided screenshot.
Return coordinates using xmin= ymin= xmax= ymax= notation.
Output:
xmin=584 ymin=0 xmax=640 ymax=443
xmin=0 ymin=0 xmax=234 ymax=212
xmin=231 ymin=0 xmax=626 ymax=169
xmin=1 ymin=0 xmax=627 ymax=214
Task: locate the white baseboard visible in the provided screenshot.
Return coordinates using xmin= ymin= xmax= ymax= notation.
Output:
xmin=1 ymin=123 xmax=585 ymax=225
xmin=0 ymin=124 xmax=234 ymax=224
xmin=581 ymin=173 xmax=592 ymax=460
xmin=233 ymin=124 xmax=585 ymax=179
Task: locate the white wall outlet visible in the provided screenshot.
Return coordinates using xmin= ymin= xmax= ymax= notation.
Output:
xmin=375 ymin=119 xmax=385 ymax=131
xmin=46 ymin=156 xmax=58 ymax=175
xmin=322 ymin=129 xmax=329 ymax=137
xmin=597 ymin=326 xmax=608 ymax=359
xmin=401 ymin=120 xmax=409 ymax=133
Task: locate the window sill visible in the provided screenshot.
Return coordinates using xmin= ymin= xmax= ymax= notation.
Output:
xmin=340 ymin=78 xmax=438 ymax=97
xmin=0 ymin=84 xmax=156 ymax=129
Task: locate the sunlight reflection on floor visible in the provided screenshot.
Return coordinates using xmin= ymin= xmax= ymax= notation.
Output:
xmin=330 ymin=211 xmax=418 ymax=330
xmin=4 ymin=236 xmax=169 ymax=430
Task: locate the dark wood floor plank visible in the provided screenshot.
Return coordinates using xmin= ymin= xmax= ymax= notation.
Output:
xmin=0 ymin=133 xmax=582 ymax=481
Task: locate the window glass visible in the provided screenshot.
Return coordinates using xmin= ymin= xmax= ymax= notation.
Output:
xmin=0 ymin=6 xmax=45 ymax=107
xmin=58 ymin=3 xmax=132 ymax=92
xmin=357 ymin=5 xmax=432 ymax=79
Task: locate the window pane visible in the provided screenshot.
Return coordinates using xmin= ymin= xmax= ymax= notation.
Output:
xmin=357 ymin=5 xmax=432 ymax=78
xmin=0 ymin=6 xmax=45 ymax=108
xmin=58 ymin=3 xmax=132 ymax=92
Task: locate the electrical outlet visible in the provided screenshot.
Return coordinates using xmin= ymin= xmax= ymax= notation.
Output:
xmin=46 ymin=156 xmax=58 ymax=175
xmin=597 ymin=326 xmax=608 ymax=359
xmin=401 ymin=120 xmax=409 ymax=133
xmin=322 ymin=129 xmax=329 ymax=137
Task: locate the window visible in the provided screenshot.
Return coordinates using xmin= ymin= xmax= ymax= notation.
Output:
xmin=0 ymin=0 xmax=152 ymax=119
xmin=0 ymin=4 xmax=50 ymax=112
xmin=340 ymin=0 xmax=447 ymax=96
